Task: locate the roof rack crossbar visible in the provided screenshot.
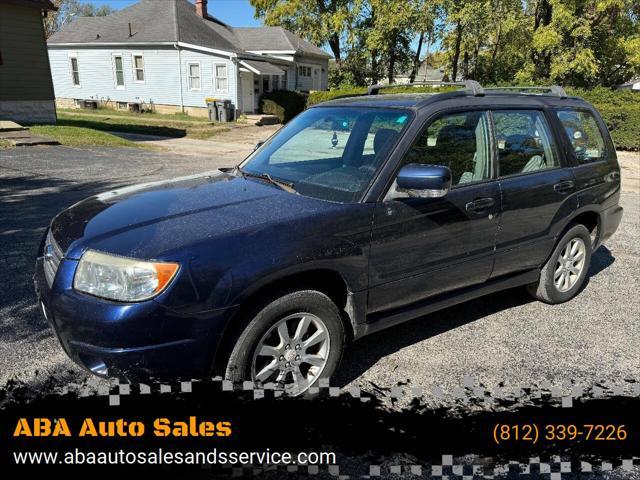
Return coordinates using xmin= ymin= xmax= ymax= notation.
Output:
xmin=367 ymin=80 xmax=484 ymax=96
xmin=483 ymin=85 xmax=568 ymax=98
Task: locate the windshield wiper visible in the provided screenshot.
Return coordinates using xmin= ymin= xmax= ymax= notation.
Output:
xmin=234 ymin=167 xmax=296 ymax=194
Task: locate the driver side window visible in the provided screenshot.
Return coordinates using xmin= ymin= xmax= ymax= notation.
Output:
xmin=404 ymin=111 xmax=492 ymax=186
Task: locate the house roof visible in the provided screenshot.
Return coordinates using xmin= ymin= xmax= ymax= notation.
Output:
xmin=48 ymin=0 xmax=238 ymax=51
xmin=240 ymin=59 xmax=285 ymax=75
xmin=48 ymin=0 xmax=331 ymax=59
xmin=4 ymin=0 xmax=56 ymax=10
xmin=176 ymin=0 xmax=241 ymax=52
xmin=233 ymin=26 xmax=331 ymax=58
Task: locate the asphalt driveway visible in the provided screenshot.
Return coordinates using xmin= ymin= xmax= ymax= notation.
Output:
xmin=0 ymin=145 xmax=638 ymax=407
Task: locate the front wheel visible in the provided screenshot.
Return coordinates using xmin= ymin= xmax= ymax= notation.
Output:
xmin=527 ymin=224 xmax=593 ymax=304
xmin=224 ymin=290 xmax=345 ymax=396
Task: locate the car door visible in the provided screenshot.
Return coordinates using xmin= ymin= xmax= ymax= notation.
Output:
xmin=368 ymin=109 xmax=500 ymax=314
xmin=491 ymin=109 xmax=578 ymax=278
xmin=554 ymin=107 xmax=619 ymax=217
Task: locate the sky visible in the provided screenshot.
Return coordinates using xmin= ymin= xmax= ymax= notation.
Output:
xmin=80 ymin=0 xmax=263 ymax=27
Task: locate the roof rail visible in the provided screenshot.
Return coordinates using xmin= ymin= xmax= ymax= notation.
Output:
xmin=367 ymin=80 xmax=485 ymax=97
xmin=483 ymin=85 xmax=568 ymax=98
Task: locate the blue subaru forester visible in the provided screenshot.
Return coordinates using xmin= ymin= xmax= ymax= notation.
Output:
xmin=35 ymin=83 xmax=623 ymax=395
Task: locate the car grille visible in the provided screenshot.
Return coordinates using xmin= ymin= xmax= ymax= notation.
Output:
xmin=43 ymin=230 xmax=64 ymax=287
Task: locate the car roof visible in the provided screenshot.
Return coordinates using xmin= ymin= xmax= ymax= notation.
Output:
xmin=314 ymin=90 xmax=593 ymax=111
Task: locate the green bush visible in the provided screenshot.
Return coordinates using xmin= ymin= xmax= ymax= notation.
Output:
xmin=259 ymin=91 xmax=307 ymax=123
xmin=568 ymin=87 xmax=640 ymax=107
xmin=568 ymin=87 xmax=640 ymax=151
xmin=307 ymin=85 xmax=640 ymax=151
xmin=306 ymin=85 xmax=458 ymax=107
xmin=307 ymin=87 xmax=367 ymax=107
xmin=593 ymin=105 xmax=640 ymax=151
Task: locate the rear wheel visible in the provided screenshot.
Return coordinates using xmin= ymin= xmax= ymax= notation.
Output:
xmin=224 ymin=290 xmax=345 ymax=396
xmin=527 ymin=224 xmax=592 ymax=304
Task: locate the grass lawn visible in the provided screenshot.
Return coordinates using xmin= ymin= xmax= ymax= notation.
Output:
xmin=30 ymin=125 xmax=150 ymax=148
xmin=0 ymin=139 xmax=13 ymax=148
xmin=57 ymin=109 xmax=232 ymax=139
xmin=58 ymin=108 xmax=214 ymax=123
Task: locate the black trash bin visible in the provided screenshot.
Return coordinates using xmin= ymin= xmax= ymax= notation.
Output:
xmin=223 ymin=100 xmax=235 ymax=122
xmin=207 ymin=101 xmax=218 ymax=121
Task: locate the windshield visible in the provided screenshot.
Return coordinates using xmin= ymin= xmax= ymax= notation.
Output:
xmin=240 ymin=107 xmax=412 ymax=202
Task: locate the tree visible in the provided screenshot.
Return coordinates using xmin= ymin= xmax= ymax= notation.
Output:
xmin=365 ymin=0 xmax=415 ymax=83
xmin=253 ymin=0 xmax=639 ymax=88
xmin=332 ymin=0 xmax=382 ymax=85
xmin=45 ymin=0 xmax=114 ymax=38
xmin=516 ymin=0 xmax=640 ymax=87
xmin=250 ymin=0 xmax=356 ymax=62
xmin=408 ymin=0 xmax=441 ymax=83
xmin=436 ymin=0 xmax=638 ymax=87
xmin=440 ymin=0 xmax=467 ymax=81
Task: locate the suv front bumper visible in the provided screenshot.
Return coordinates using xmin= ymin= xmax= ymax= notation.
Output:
xmin=34 ymin=256 xmax=235 ymax=381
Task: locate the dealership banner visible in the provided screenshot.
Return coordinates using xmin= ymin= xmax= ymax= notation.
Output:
xmin=1 ymin=377 xmax=638 ymax=477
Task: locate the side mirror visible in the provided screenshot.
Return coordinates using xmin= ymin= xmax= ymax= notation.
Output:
xmin=254 ymin=140 xmax=265 ymax=151
xmin=396 ymin=163 xmax=451 ymax=198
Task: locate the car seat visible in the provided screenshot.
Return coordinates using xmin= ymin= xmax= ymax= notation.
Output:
xmin=358 ymin=128 xmax=400 ymax=174
xmin=431 ymin=124 xmax=476 ymax=183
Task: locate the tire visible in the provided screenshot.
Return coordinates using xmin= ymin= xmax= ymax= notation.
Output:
xmin=527 ymin=224 xmax=593 ymax=304
xmin=224 ymin=289 xmax=345 ymax=396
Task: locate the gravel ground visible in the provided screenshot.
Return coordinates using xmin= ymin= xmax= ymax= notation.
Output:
xmin=1 ymin=145 xmax=638 ymax=478
xmin=0 ymin=146 xmax=240 ymax=387
xmin=0 ymin=145 xmax=638 ymax=407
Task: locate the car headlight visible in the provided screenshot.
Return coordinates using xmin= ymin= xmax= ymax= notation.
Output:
xmin=74 ymin=250 xmax=179 ymax=302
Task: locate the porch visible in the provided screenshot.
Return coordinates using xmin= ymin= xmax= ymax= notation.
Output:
xmin=239 ymin=59 xmax=290 ymax=114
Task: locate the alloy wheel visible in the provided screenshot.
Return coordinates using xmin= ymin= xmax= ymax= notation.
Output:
xmin=554 ymin=237 xmax=586 ymax=292
xmin=251 ymin=313 xmax=330 ymax=396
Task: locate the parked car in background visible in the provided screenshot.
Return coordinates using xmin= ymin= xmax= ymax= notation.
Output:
xmin=34 ymin=82 xmax=622 ymax=395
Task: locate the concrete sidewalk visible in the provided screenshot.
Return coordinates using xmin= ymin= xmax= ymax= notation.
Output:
xmin=112 ymin=123 xmax=281 ymax=158
xmin=0 ymin=120 xmax=58 ymax=146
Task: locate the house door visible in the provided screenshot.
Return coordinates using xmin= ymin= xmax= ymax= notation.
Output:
xmin=240 ymin=72 xmax=254 ymax=113
xmin=312 ymin=67 xmax=321 ymax=90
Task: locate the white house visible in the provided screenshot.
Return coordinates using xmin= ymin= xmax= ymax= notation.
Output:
xmin=47 ymin=0 xmax=331 ymax=116
xmin=392 ymin=61 xmax=446 ymax=85
xmin=617 ymin=78 xmax=640 ymax=92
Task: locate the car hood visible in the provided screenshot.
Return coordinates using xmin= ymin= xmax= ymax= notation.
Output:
xmin=50 ymin=170 xmax=342 ymax=260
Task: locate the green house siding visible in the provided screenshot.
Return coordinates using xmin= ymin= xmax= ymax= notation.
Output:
xmin=0 ymin=2 xmax=55 ymax=102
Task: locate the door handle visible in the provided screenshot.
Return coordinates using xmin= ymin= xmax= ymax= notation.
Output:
xmin=465 ymin=197 xmax=495 ymax=212
xmin=553 ymin=180 xmax=575 ymax=194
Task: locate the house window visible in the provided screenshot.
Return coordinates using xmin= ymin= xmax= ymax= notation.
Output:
xmin=133 ymin=55 xmax=145 ymax=82
xmin=70 ymin=57 xmax=80 ymax=86
xmin=188 ymin=63 xmax=201 ymax=90
xmin=214 ymin=64 xmax=227 ymax=92
xmin=298 ymin=66 xmax=311 ymax=77
xmin=113 ymin=55 xmax=125 ymax=88
xmin=117 ymin=102 xmax=128 ymax=110
xmin=272 ymin=75 xmax=280 ymax=91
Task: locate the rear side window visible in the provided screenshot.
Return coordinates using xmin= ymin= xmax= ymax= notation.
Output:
xmin=556 ymin=109 xmax=607 ymax=164
xmin=404 ymin=111 xmax=492 ymax=186
xmin=494 ymin=110 xmax=558 ymax=176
